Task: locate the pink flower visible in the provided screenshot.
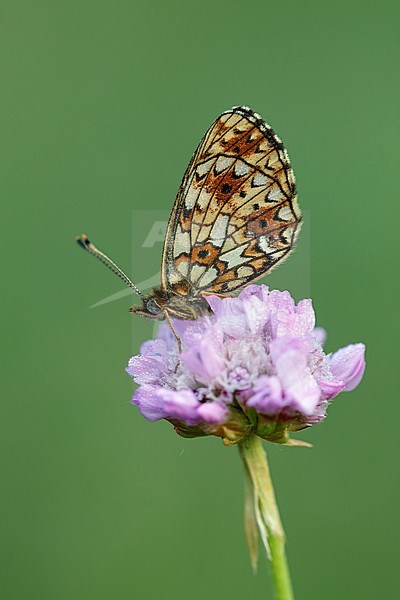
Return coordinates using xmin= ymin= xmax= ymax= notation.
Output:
xmin=126 ymin=285 xmax=366 ymax=444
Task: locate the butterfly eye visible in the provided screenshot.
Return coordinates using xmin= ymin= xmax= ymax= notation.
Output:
xmin=146 ymin=298 xmax=161 ymax=315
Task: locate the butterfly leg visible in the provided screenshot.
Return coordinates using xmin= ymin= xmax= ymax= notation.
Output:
xmin=201 ymin=291 xmax=231 ymax=299
xmin=164 ymin=311 xmax=182 ymax=354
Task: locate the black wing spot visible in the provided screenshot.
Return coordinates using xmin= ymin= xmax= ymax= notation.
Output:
xmin=279 ymin=231 xmax=289 ymax=244
xmin=239 ymin=190 xmax=247 ymax=198
xmin=221 ymin=183 xmax=232 ymax=194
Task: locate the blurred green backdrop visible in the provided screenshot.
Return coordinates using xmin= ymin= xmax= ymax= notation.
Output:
xmin=1 ymin=1 xmax=399 ymax=598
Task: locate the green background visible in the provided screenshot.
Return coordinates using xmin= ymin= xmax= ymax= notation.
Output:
xmin=1 ymin=1 xmax=399 ymax=598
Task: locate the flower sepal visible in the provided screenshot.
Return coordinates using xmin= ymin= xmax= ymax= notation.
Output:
xmin=248 ymin=408 xmax=306 ymax=444
xmin=170 ymin=403 xmax=313 ymax=448
xmin=170 ymin=405 xmax=254 ymax=445
xmin=168 ymin=419 xmax=209 ymax=439
xmin=257 ymin=426 xmax=312 ymax=447
xmin=216 ymin=405 xmax=254 ymax=446
xmin=283 ymin=438 xmax=313 ymax=448
xmin=257 ymin=423 xmax=290 ymax=444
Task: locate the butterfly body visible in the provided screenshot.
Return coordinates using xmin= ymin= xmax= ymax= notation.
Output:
xmin=129 ymin=287 xmax=213 ymax=320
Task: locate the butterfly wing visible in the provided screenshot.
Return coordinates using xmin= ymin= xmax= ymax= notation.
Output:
xmin=161 ymin=106 xmax=301 ymax=296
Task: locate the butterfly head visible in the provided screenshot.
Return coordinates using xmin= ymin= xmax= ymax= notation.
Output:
xmin=129 ymin=294 xmax=165 ymax=320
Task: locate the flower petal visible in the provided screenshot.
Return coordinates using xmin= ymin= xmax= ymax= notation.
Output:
xmin=206 ymin=295 xmax=248 ymax=337
xmin=131 ymin=385 xmax=169 ymax=421
xmin=244 ymin=375 xmax=284 ymax=414
xmin=328 ymin=343 xmax=366 ymax=391
xmin=270 ymin=338 xmax=321 ymax=415
xmin=180 ymin=327 xmax=226 ymax=382
xmin=197 ymin=402 xmax=229 ymax=424
xmin=156 ymin=323 xmax=178 ymax=351
xmin=126 ymin=339 xmax=169 ymax=385
xmin=239 ymin=283 xmax=270 ymax=302
xmin=269 ymin=296 xmax=315 ymax=339
xmin=313 ymin=327 xmax=327 ymax=346
xmin=162 ymin=389 xmax=202 ymax=424
xmin=317 ymin=378 xmax=345 ymax=401
xmin=132 ymin=385 xmax=201 ymax=424
xmin=242 ymin=295 xmax=270 ymax=334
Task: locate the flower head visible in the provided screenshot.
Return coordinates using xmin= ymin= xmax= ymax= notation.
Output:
xmin=126 ymin=285 xmax=365 ymax=445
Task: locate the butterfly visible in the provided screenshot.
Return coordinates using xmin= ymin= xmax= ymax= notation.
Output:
xmin=77 ymin=106 xmax=301 ymax=339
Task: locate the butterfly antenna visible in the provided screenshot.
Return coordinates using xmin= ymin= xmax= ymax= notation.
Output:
xmin=76 ymin=234 xmax=145 ymax=300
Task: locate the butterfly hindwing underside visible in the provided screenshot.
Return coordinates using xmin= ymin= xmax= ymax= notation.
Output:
xmin=162 ymin=106 xmax=301 ymax=299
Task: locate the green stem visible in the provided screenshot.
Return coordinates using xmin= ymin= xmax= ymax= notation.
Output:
xmin=239 ymin=435 xmax=294 ymax=600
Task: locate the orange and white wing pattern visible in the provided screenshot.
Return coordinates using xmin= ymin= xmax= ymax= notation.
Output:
xmin=162 ymin=106 xmax=301 ymax=296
